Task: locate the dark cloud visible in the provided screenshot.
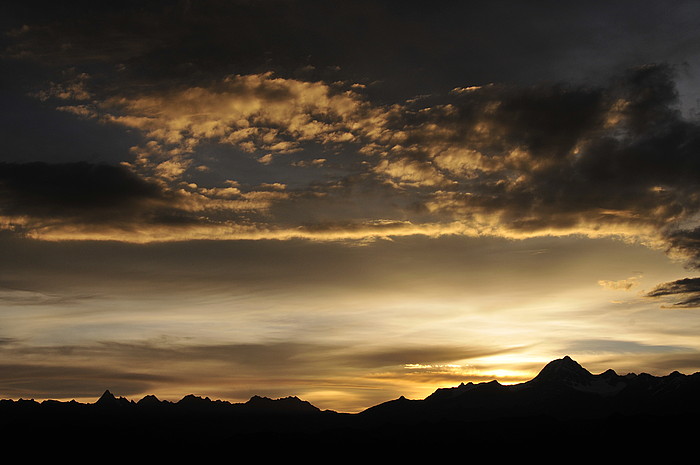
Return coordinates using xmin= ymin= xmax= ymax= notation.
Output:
xmin=5 ymin=0 xmax=700 ymax=101
xmin=0 ymin=284 xmax=94 ymax=306
xmin=0 ymin=340 xmax=329 ymax=399
xmin=645 ymin=277 xmax=700 ymax=308
xmin=2 ymin=0 xmax=380 ymax=90
xmin=5 ymin=315 xmax=512 ymax=373
xmin=640 ymin=352 xmax=700 ymax=374
xmin=3 ymin=0 xmax=700 ymax=250
xmin=664 ymin=227 xmax=700 ymax=268
xmin=469 ymin=82 xmax=606 ymax=159
xmin=0 ymin=362 xmax=175 ymax=400
xmin=0 ymin=338 xmax=510 ymax=403
xmin=0 ymin=161 xmax=165 ymax=218
xmin=401 ymin=65 xmax=700 ymax=239
xmin=0 ymin=161 xmax=275 ymax=239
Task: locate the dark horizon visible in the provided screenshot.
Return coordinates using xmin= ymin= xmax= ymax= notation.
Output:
xmin=3 ymin=355 xmax=697 ymax=413
xmin=2 ymin=354 xmax=697 ymax=461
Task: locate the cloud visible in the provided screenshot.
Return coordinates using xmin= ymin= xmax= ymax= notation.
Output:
xmin=338 ymin=345 xmax=516 ymax=369
xmin=645 ymin=277 xmax=700 ymax=308
xmin=565 ymin=338 xmax=690 ymax=354
xmin=0 ymin=161 xmax=297 ymax=242
xmin=0 ymin=161 xmax=166 ymax=218
xmin=8 ymin=16 xmax=700 ymax=279
xmin=371 ymin=65 xmax=700 ymax=256
xmin=663 ymin=227 xmax=700 ymax=267
xmin=598 ymin=276 xmax=641 ymax=291
xmin=49 ymin=72 xmax=393 ymax=195
xmin=0 ymin=285 xmax=92 ymax=306
xmin=32 ymin=70 xmax=92 ymax=102
xmin=0 ymin=362 xmax=174 ymax=400
xmin=0 ymin=337 xmax=510 ymax=406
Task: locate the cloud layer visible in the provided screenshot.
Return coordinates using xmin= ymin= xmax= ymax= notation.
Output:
xmin=3 ymin=62 xmax=700 ymax=259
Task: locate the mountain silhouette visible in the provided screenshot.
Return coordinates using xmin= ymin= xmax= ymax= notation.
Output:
xmin=243 ymin=395 xmax=321 ymax=414
xmin=528 ymin=354 xmax=594 ymax=385
xmin=364 ymin=355 xmax=700 ymax=422
xmin=95 ymin=389 xmax=133 ymax=408
xmin=1 ymin=356 xmax=696 ymax=459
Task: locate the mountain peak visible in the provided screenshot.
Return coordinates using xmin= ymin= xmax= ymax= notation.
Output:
xmin=97 ymin=389 xmax=116 ymax=403
xmin=553 ymin=355 xmax=576 ymax=366
xmin=546 ymin=355 xmax=582 ymax=369
xmin=531 ymin=356 xmax=593 ymax=386
xmin=95 ymin=389 xmax=132 ymax=408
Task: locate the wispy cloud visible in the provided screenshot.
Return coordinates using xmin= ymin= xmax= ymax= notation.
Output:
xmin=645 ymin=277 xmax=700 ymax=308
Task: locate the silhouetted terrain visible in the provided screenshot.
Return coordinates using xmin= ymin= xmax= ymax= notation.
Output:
xmin=2 ymin=357 xmax=697 ymax=459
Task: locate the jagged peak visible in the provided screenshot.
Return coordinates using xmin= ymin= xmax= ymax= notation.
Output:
xmin=95 ymin=389 xmax=133 ymax=407
xmin=98 ymin=389 xmax=116 ymax=401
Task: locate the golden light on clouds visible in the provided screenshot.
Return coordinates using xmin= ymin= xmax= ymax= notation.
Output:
xmin=93 ymin=72 xmax=391 ymax=178
xmin=598 ymin=276 xmax=641 ymax=291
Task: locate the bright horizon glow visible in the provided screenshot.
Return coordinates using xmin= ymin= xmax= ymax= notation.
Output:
xmin=2 ymin=235 xmax=697 ymax=413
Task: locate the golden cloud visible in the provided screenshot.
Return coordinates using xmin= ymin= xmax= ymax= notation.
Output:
xmin=8 ymin=64 xmax=699 ymax=267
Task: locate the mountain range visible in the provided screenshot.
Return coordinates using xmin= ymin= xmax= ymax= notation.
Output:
xmin=361 ymin=355 xmax=700 ymax=420
xmin=2 ymin=356 xmax=697 ymax=459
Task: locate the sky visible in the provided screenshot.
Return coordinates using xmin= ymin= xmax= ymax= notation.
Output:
xmin=2 ymin=0 xmax=700 ymax=413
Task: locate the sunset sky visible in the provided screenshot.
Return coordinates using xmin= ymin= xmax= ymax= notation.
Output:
xmin=2 ymin=1 xmax=700 ymax=413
